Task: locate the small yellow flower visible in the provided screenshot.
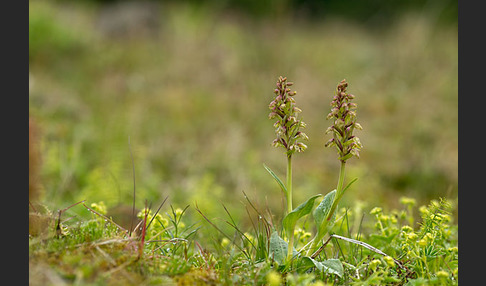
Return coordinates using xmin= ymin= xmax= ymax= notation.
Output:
xmin=383 ymin=256 xmax=395 ymax=268
xmin=244 ymin=232 xmax=255 ymax=245
xmin=419 ymin=206 xmax=428 ymax=215
xmin=369 ymin=259 xmax=382 ymax=272
xmin=399 ymin=210 xmax=408 ymax=220
xmin=418 ymin=239 xmax=427 ymax=246
xmin=436 ymin=270 xmax=449 ymax=279
xmin=400 ymin=197 xmax=416 ymax=207
xmin=294 ymin=228 xmax=305 ymax=237
xmin=91 ymin=201 xmax=107 ymax=215
xmin=370 ymin=207 xmax=382 ymax=215
xmin=447 ymin=246 xmax=458 ymax=253
xmin=406 ymin=232 xmax=418 ymax=241
xmin=442 ymin=214 xmax=452 ymax=223
xmin=401 ymin=225 xmax=413 ymax=233
xmin=221 ymin=238 xmax=230 ymax=248
xmin=174 ymin=208 xmax=184 ymax=218
xmin=155 ymin=214 xmax=169 ymax=228
xmin=137 ymin=208 xmax=152 ymax=219
xmin=266 ymin=270 xmax=282 ymax=286
xmin=380 ymin=215 xmax=390 ymax=224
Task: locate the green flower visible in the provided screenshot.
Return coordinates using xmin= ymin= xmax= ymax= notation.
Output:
xmin=370 ymin=207 xmax=382 ymax=215
xmin=221 ymin=237 xmax=230 ymax=248
xmin=383 ymin=256 xmax=395 ymax=267
xmin=266 ymin=270 xmax=282 ymax=286
xmin=269 ymin=76 xmax=308 ymax=155
xmin=400 ymin=197 xmax=416 ymax=207
xmin=401 ymin=225 xmax=414 ymax=233
xmin=137 ymin=208 xmax=152 ymax=219
xmin=369 ymin=259 xmax=382 ymax=272
xmin=90 ymin=201 xmax=107 ymax=215
xmin=325 ymin=79 xmax=363 ymax=162
xmin=436 ymin=270 xmax=450 ymax=279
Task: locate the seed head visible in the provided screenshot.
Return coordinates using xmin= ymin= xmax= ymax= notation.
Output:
xmin=325 ymin=79 xmax=363 ymax=162
xmin=269 ymin=76 xmax=308 ymax=156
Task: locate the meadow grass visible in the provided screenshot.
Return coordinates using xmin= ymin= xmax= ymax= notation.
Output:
xmin=29 ymin=1 xmax=457 ymax=284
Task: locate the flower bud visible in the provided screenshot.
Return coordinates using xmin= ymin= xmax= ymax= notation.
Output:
xmin=325 ymin=138 xmax=335 ymax=147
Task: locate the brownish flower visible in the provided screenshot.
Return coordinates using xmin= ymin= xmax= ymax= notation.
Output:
xmin=269 ymin=76 xmax=308 ymax=156
xmin=325 ymin=79 xmax=363 ymax=162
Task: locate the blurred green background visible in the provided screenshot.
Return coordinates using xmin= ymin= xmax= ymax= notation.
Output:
xmin=29 ymin=0 xmax=457 ymax=222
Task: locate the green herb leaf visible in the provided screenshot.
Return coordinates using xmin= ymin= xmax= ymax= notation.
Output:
xmin=269 ymin=231 xmax=288 ymax=265
xmin=313 ymin=190 xmax=337 ymax=235
xmin=301 ymin=257 xmax=344 ymax=277
xmin=340 ymin=178 xmax=358 ymax=199
xmin=263 ymin=163 xmax=287 ymax=196
xmin=282 ymin=194 xmax=321 ymax=236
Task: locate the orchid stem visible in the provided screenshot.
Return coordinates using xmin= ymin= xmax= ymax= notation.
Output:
xmin=286 ymin=154 xmax=295 ymax=261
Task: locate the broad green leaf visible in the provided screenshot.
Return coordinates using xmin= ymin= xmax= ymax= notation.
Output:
xmin=313 ymin=190 xmax=337 ymax=234
xmin=301 ymin=257 xmax=344 ymax=277
xmin=263 ymin=163 xmax=287 ymax=196
xmin=269 ymin=231 xmax=288 ymax=265
xmin=268 ymin=231 xmax=298 ymax=264
xmin=324 ymin=178 xmax=358 ymax=230
xmin=282 ymin=194 xmax=321 ymax=236
xmin=320 ymin=259 xmax=344 ymax=277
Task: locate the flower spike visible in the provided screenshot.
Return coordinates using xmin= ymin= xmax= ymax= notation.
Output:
xmin=326 ymin=79 xmax=363 ymax=162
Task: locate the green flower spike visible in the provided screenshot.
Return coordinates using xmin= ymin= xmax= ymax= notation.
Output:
xmin=325 ymin=79 xmax=363 ymax=162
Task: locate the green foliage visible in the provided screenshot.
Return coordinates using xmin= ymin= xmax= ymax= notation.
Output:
xmin=269 ymin=231 xmax=290 ymax=266
xmin=282 ymin=194 xmax=321 ymax=240
xmin=313 ymin=190 xmax=337 ymax=239
xmin=300 ymin=257 xmax=344 ymax=277
xmin=29 ymin=1 xmax=89 ymax=63
xmin=263 ymin=163 xmax=288 ymax=196
xmin=29 ymin=186 xmax=457 ymax=284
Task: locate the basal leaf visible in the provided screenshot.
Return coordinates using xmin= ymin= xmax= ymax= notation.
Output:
xmin=301 ymin=257 xmax=344 ymax=277
xmin=282 ymin=194 xmax=321 ymax=236
xmin=269 ymin=231 xmax=288 ymax=265
xmin=320 ymin=258 xmax=344 ymax=277
xmin=313 ymin=189 xmax=337 ymax=234
xmin=268 ymin=231 xmax=298 ymax=264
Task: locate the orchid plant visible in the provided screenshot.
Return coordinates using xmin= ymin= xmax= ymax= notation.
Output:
xmin=265 ymin=77 xmax=363 ymax=272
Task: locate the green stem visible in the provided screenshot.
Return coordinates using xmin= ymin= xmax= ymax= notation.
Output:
xmin=337 ymin=161 xmax=346 ymax=195
xmin=287 ymin=230 xmax=295 ymax=262
xmin=326 ymin=161 xmax=346 ymax=221
xmin=286 ymin=154 xmax=295 ymax=261
xmin=307 ymin=161 xmax=347 ymax=256
xmin=286 ymin=154 xmax=293 ymax=213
